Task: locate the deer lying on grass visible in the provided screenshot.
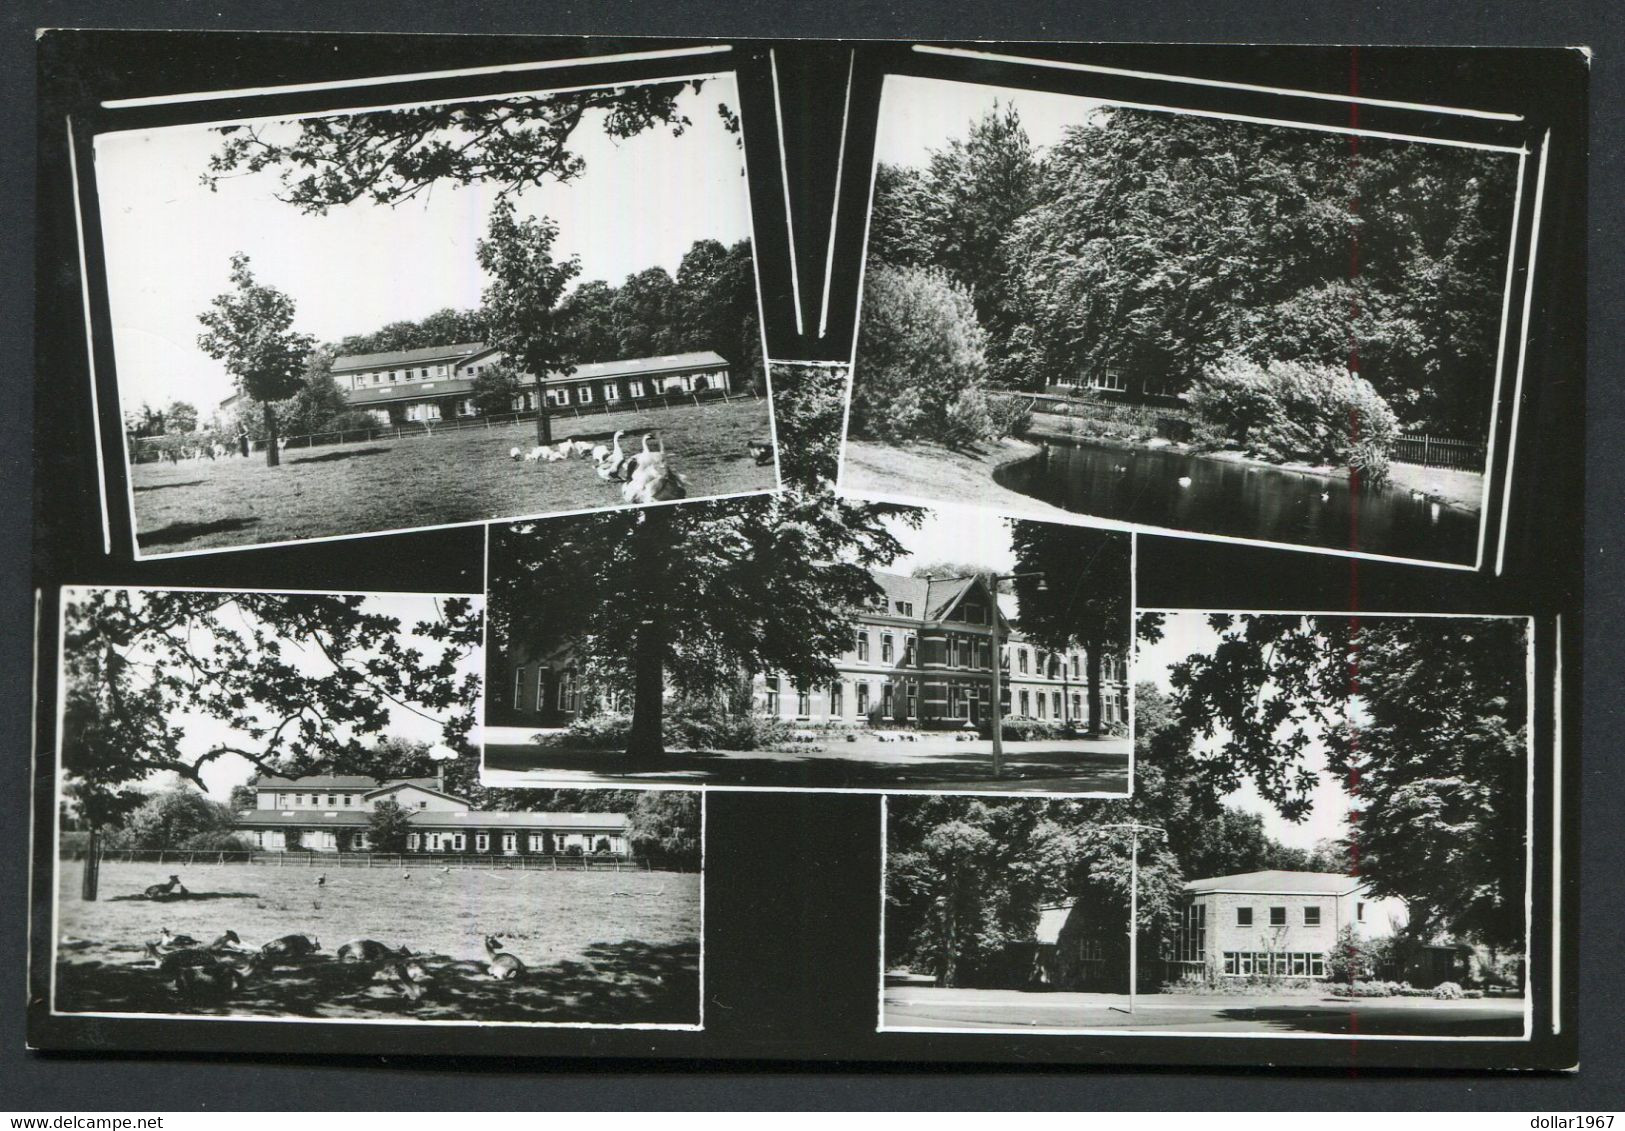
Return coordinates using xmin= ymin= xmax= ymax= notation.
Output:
xmin=484 ymin=935 xmax=526 ymax=981
xmin=143 ymin=875 xmax=187 ymax=901
xmin=337 ymin=938 xmax=414 ymax=963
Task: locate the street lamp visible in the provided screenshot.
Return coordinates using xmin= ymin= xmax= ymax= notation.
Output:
xmin=1100 ymin=821 xmax=1166 ymax=1016
xmin=942 ymin=570 xmax=1045 ymax=778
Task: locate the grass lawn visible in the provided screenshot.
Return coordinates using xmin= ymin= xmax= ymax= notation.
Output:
xmin=839 ymin=437 xmax=1064 ymax=517
xmin=483 ymin=726 xmax=1131 ymax=793
xmin=54 ymin=858 xmax=701 ymax=1024
xmin=129 ymin=398 xmax=775 ymax=555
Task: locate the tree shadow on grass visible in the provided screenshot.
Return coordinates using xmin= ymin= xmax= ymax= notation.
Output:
xmin=489 ymin=741 xmax=1130 ymax=791
xmin=133 ymin=480 xmax=205 ymax=493
xmin=55 ymin=939 xmax=700 ymax=1024
xmin=288 ymin=447 xmax=390 ymax=465
xmin=106 ymin=891 xmax=261 ymax=902
xmin=137 ymin=517 xmax=260 ymax=549
xmin=1214 ymin=1005 xmax=1525 ymax=1038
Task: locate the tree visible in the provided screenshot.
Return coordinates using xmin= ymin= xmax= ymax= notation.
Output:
xmin=488 ymin=494 xmax=915 ymax=760
xmin=106 ymin=785 xmax=249 ymax=852
xmin=628 ymin=791 xmax=701 ymax=866
xmin=367 ymin=798 xmax=414 ymax=854
xmin=885 ymin=797 xmax=1074 ymax=986
xmin=203 ymin=81 xmax=723 ymax=213
xmin=470 ymin=359 xmax=526 ymax=418
xmin=196 ymin=253 xmax=315 ymax=466
xmin=228 ymin=783 xmax=258 ymax=812
xmin=165 ymin=401 xmax=199 ymax=434
xmin=1008 ymin=522 xmax=1132 ymax=736
xmin=278 ymin=350 xmax=353 ymax=438
xmin=59 ymin=590 xmax=481 ymax=897
xmin=852 ymin=264 xmax=997 ymax=446
xmin=476 ymin=199 xmax=582 ymax=444
xmin=611 ymin=266 xmax=680 ymax=358
xmin=1159 ymin=614 xmax=1529 ymax=950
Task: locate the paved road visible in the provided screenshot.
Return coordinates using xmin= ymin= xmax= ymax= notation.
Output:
xmin=482 ymin=726 xmax=1131 ymax=792
xmin=882 ymin=987 xmax=1527 ymax=1037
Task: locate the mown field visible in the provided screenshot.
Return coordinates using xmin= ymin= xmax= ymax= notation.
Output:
xmin=130 ymin=398 xmax=775 ymax=554
xmin=54 ymin=859 xmax=701 ymax=1024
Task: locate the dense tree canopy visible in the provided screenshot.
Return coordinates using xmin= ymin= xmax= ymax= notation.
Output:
xmin=1008 ymin=521 xmax=1132 ymax=736
xmin=203 ymin=80 xmax=728 ymax=213
xmin=488 ymin=491 xmax=915 ymax=759
xmin=865 ymin=104 xmax=1517 ymax=440
xmin=104 ymin=786 xmax=249 ymax=852
xmin=1154 ymin=613 xmax=1530 ymax=949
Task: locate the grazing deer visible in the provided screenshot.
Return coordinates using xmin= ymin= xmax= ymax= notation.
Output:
xmin=144 ymin=875 xmax=186 ymax=901
xmin=484 ymin=935 xmax=526 ymax=981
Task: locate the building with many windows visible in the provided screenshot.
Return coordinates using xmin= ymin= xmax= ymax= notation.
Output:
xmin=330 ymin=342 xmax=735 ymax=426
xmin=1170 ymin=870 xmax=1409 ymax=983
xmin=232 ymin=772 xmax=629 ymax=856
xmin=495 ymin=569 xmax=1129 ymax=732
xmin=753 ymin=571 xmax=1127 ymax=731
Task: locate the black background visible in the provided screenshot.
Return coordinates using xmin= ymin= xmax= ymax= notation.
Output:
xmin=5 ymin=0 xmax=1622 ymax=1111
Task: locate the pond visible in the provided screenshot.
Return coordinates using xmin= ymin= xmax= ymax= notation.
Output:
xmin=993 ymin=438 xmax=1481 ymax=565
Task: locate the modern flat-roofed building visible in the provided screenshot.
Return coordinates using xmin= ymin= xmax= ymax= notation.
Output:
xmin=330 ymin=342 xmax=734 ymax=426
xmin=233 ymin=772 xmax=629 ymax=856
xmin=495 ymin=569 xmax=1128 ymax=732
xmin=1171 ymin=869 xmax=1410 ymax=982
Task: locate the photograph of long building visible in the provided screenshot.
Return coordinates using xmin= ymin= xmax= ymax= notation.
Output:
xmin=233 ymin=772 xmax=631 ymax=856
xmin=330 ymin=345 xmax=735 ymax=426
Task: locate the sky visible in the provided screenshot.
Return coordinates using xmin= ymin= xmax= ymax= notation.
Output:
xmin=1135 ymin=610 xmax=1358 ymax=853
xmin=872 ymin=74 xmax=1112 ymax=171
xmin=57 ymin=589 xmax=484 ymax=802
xmin=881 ymin=505 xmax=1018 ymax=577
xmin=93 ymin=73 xmax=752 ymax=418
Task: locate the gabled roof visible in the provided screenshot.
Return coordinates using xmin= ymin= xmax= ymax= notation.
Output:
xmin=332 ymin=342 xmax=491 ymax=372
xmin=867 ymin=571 xmax=933 ymax=614
xmin=1035 ymin=904 xmax=1073 ymax=946
xmin=364 ymin=781 xmax=470 ymax=805
xmin=252 ymin=774 xmax=442 ymax=792
xmin=1184 ymin=870 xmax=1363 ymax=896
xmin=925 ymin=575 xmax=980 ymax=621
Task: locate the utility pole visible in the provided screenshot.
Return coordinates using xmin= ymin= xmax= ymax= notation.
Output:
xmin=1101 ymin=821 xmax=1166 ymax=1016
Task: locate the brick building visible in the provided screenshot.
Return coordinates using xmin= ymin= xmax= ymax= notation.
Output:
xmin=496 ymin=569 xmax=1129 ymax=732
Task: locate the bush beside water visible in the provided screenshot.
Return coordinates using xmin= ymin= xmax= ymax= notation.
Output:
xmin=1185 ymin=354 xmax=1401 ymax=485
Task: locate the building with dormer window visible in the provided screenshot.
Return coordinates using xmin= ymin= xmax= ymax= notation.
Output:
xmin=494 ymin=568 xmax=1128 ymax=732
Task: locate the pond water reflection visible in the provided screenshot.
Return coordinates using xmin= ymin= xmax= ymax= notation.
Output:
xmin=993 ymin=439 xmax=1481 ymax=565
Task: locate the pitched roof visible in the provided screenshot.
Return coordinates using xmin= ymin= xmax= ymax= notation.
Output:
xmin=252 ymin=774 xmax=442 ymax=791
xmin=332 ymin=342 xmax=491 ymax=372
xmin=868 ymin=571 xmax=932 ymax=613
xmin=1184 ymin=870 xmax=1363 ymax=896
xmin=556 ymin=351 xmax=729 ymax=380
xmin=925 ymin=575 xmax=980 ymax=621
xmin=235 ymin=810 xmax=628 ymax=830
xmin=1035 ymin=904 xmax=1073 ymax=945
xmin=342 ymin=377 xmax=480 ymax=407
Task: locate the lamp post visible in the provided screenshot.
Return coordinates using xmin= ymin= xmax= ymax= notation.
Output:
xmin=1100 ymin=821 xmax=1166 ymax=1016
xmin=947 ymin=570 xmax=1045 ymax=778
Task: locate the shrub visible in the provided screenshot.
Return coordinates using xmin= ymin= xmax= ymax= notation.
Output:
xmin=1324 ymin=924 xmax=1379 ymax=983
xmin=977 ymin=717 xmax=1070 ymax=742
xmin=1186 ymin=354 xmax=1401 ymax=485
xmin=553 ymin=702 xmax=794 ymax=753
xmin=986 ymin=394 xmax=1034 ymax=439
xmin=1432 ymin=980 xmax=1465 ymax=1000
xmin=853 ymin=264 xmax=999 ymax=447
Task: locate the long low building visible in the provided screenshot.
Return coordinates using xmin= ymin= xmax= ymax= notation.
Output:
xmin=234 ymin=772 xmax=630 ymax=856
xmin=330 ymin=343 xmax=735 ymax=425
